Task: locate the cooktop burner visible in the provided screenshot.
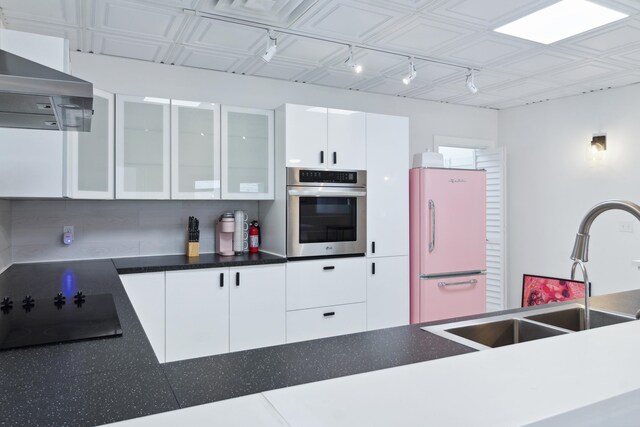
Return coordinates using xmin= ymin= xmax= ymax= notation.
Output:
xmin=0 ymin=293 xmax=122 ymax=351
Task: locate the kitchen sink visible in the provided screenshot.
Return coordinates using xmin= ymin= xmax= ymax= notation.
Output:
xmin=446 ymin=318 xmax=568 ymax=349
xmin=422 ymin=303 xmax=637 ymax=351
xmin=524 ymin=307 xmax=634 ymax=331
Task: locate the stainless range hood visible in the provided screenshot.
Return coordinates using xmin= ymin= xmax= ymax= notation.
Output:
xmin=0 ymin=49 xmax=93 ymax=131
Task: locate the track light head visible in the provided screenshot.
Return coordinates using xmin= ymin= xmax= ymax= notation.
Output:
xmin=261 ymin=30 xmax=278 ymax=63
xmin=466 ymin=70 xmax=478 ymax=94
xmin=344 ymin=45 xmax=363 ymax=74
xmin=402 ymin=59 xmax=417 ymax=85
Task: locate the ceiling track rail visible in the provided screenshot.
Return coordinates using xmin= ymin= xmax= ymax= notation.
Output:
xmin=183 ymin=8 xmax=480 ymax=72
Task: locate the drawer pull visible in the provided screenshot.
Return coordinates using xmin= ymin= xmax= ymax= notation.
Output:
xmin=219 ymin=273 xmax=224 ymax=288
xmin=372 ymin=262 xmax=376 ymax=275
xmin=437 ymin=279 xmax=478 ymax=288
xmin=323 ymin=266 xmax=335 ymax=271
xmin=371 ymin=241 xmax=375 ymax=254
xmin=323 ymin=311 xmax=336 ymax=317
xmin=236 ymin=272 xmax=240 ymax=287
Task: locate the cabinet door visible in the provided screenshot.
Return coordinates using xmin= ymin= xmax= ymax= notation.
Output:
xmin=221 ymin=106 xmax=274 ymax=200
xmin=171 ymin=100 xmax=220 ymax=200
xmin=366 ymin=256 xmax=409 ymax=331
xmin=65 ymin=88 xmax=114 ymax=199
xmin=120 ymin=272 xmax=166 ymax=363
xmin=286 ymin=302 xmax=366 ymax=344
xmin=284 ymin=104 xmax=327 ymax=168
xmin=328 ymin=109 xmax=366 ymax=170
xmin=366 ymin=113 xmax=409 ymax=257
xmin=165 ymin=268 xmax=229 ymax=362
xmin=115 ymin=95 xmax=171 ymax=199
xmin=229 ymin=265 xmax=285 ymax=352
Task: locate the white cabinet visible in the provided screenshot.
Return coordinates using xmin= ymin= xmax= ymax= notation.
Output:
xmin=222 ymin=106 xmax=274 ymax=200
xmin=286 ymin=257 xmax=366 ymax=310
xmin=366 ymin=256 xmax=409 ymax=331
xmin=327 ymin=109 xmax=366 ymax=170
xmin=65 ymin=88 xmax=114 ymax=199
xmin=165 ymin=268 xmax=229 ymax=362
xmin=120 ymin=272 xmax=166 ymax=363
xmin=0 ymin=29 xmax=67 ymax=198
xmin=366 ymin=113 xmax=409 ymax=258
xmin=229 ymin=265 xmax=285 ymax=352
xmin=282 ymin=104 xmax=365 ymax=169
xmin=286 ymin=302 xmax=367 ymax=344
xmin=115 ymin=95 xmax=171 ymax=199
xmin=170 ymin=100 xmax=220 ymax=199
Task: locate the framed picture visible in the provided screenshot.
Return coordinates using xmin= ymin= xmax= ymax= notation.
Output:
xmin=522 ymin=274 xmax=591 ymax=307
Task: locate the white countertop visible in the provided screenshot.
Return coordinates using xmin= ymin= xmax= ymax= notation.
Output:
xmin=105 ymin=320 xmax=640 ymax=427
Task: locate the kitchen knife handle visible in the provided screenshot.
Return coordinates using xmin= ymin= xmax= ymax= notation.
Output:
xmin=219 ymin=273 xmax=224 ymax=288
xmin=236 ymin=272 xmax=240 ymax=287
xmin=428 ymin=199 xmax=436 ymax=253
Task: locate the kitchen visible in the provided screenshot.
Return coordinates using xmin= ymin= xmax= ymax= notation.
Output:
xmin=2 ymin=0 xmax=640 ymax=425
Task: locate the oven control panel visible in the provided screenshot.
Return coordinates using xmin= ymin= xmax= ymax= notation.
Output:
xmin=299 ymin=170 xmax=358 ymax=184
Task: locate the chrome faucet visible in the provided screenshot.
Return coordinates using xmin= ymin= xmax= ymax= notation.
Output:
xmin=570 ymin=200 xmax=640 ymax=329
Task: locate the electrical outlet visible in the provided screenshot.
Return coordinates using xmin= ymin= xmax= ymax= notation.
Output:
xmin=619 ymin=222 xmax=634 ymax=233
xmin=63 ymin=226 xmax=74 ymax=235
xmin=63 ymin=226 xmax=74 ymax=245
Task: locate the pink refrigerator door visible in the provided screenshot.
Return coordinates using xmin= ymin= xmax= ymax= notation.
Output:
xmin=419 ymin=168 xmax=486 ymax=276
xmin=420 ymin=274 xmax=486 ymax=322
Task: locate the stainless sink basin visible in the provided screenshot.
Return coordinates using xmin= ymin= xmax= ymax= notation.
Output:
xmin=422 ymin=303 xmax=637 ymax=351
xmin=524 ymin=307 xmax=633 ymax=331
xmin=446 ymin=318 xmax=568 ymax=349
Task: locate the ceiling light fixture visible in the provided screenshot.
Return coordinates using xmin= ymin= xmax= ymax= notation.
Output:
xmin=344 ymin=45 xmax=362 ymax=74
xmin=402 ymin=58 xmax=416 ymax=85
xmin=466 ymin=70 xmax=478 ymax=94
xmin=493 ymin=0 xmax=628 ymax=45
xmin=261 ymin=30 xmax=277 ymax=63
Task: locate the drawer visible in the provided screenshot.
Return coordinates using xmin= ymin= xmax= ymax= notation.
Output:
xmin=286 ymin=257 xmax=366 ymax=310
xmin=286 ymin=302 xmax=366 ymax=343
xmin=420 ymin=274 xmax=486 ymax=322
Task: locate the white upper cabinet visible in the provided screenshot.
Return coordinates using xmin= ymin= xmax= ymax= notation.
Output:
xmin=366 ymin=113 xmax=409 ymax=258
xmin=115 ymin=95 xmax=171 ymax=199
xmin=170 ymin=100 xmax=220 ymax=200
xmin=284 ymin=104 xmax=328 ymax=168
xmin=328 ymin=109 xmax=366 ymax=170
xmin=283 ymin=104 xmax=366 ymax=170
xmin=221 ymin=106 xmax=274 ymax=200
xmin=65 ymin=88 xmax=114 ymax=199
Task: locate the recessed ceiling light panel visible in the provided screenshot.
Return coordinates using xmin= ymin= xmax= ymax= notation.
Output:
xmin=494 ymin=0 xmax=628 ymax=45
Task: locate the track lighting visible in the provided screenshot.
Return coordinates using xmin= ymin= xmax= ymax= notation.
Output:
xmin=466 ymin=70 xmax=478 ymax=94
xmin=261 ymin=30 xmax=277 ymax=63
xmin=344 ymin=45 xmax=362 ymax=74
xmin=402 ymin=58 xmax=416 ymax=85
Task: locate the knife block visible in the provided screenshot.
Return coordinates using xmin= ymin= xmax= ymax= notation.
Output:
xmin=187 ymin=242 xmax=199 ymax=257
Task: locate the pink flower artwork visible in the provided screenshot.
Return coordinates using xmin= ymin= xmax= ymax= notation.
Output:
xmin=522 ymin=275 xmax=587 ymax=307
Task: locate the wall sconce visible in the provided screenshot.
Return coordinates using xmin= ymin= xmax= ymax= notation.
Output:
xmin=591 ymin=134 xmax=607 ymax=153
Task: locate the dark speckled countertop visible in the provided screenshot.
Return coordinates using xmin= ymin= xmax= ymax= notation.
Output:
xmin=1 ymin=256 xmax=639 ymax=427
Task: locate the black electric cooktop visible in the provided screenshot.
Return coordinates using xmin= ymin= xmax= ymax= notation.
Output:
xmin=0 ymin=293 xmax=122 ymax=351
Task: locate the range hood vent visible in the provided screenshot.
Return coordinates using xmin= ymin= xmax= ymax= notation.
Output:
xmin=0 ymin=49 xmax=93 ymax=131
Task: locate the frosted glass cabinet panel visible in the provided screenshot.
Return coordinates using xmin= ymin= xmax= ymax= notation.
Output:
xmin=115 ymin=95 xmax=171 ymax=199
xmin=65 ymin=88 xmax=114 ymax=199
xmin=221 ymin=106 xmax=274 ymax=200
xmin=171 ymin=100 xmax=220 ymax=199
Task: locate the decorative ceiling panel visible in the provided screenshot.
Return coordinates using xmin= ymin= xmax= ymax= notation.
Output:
xmin=172 ymin=45 xmax=246 ymax=71
xmin=0 ymin=0 xmax=80 ymax=26
xmin=91 ymin=32 xmax=170 ymax=62
xmin=182 ymin=17 xmax=265 ymax=53
xmin=198 ymin=0 xmax=318 ymax=28
xmin=567 ymin=22 xmax=640 ymax=54
xmin=427 ymin=0 xmax=557 ymax=27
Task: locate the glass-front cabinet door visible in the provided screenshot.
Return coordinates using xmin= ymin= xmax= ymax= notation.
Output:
xmin=170 ymin=100 xmax=220 ymax=199
xmin=221 ymin=106 xmax=274 ymax=200
xmin=65 ymin=88 xmax=114 ymax=199
xmin=115 ymin=95 xmax=171 ymax=199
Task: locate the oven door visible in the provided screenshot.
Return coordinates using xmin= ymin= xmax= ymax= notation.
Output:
xmin=287 ymin=186 xmax=366 ymax=258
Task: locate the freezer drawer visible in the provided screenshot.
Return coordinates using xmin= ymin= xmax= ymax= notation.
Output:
xmin=420 ymin=274 xmax=486 ymax=323
xmin=286 ymin=302 xmax=367 ymax=343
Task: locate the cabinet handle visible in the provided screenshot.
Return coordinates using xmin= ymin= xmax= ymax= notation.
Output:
xmin=437 ymin=279 xmax=478 ymax=288
xmin=333 ymin=151 xmax=337 ymax=165
xmin=428 ymin=199 xmax=436 ymax=253
xmin=371 ymin=241 xmax=376 ymax=254
xmin=219 ymin=273 xmax=224 ymax=288
xmin=323 ymin=266 xmax=335 ymax=271
xmin=323 ymin=312 xmax=335 ymax=317
xmin=320 ymin=151 xmax=324 ymax=164
xmin=236 ymin=272 xmax=240 ymax=287
xmin=372 ymin=262 xmax=376 ymax=275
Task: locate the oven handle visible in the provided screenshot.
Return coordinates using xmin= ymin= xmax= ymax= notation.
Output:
xmin=287 ymin=189 xmax=366 ymax=197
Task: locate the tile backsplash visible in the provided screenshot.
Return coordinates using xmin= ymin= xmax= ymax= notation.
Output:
xmin=10 ymin=200 xmax=259 ymax=263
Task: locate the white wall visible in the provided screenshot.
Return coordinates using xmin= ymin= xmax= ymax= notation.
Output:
xmin=0 ymin=200 xmax=11 ymax=271
xmin=499 ymin=84 xmax=640 ymax=308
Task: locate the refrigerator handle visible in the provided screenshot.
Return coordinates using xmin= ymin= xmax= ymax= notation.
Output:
xmin=428 ymin=199 xmax=436 ymax=253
